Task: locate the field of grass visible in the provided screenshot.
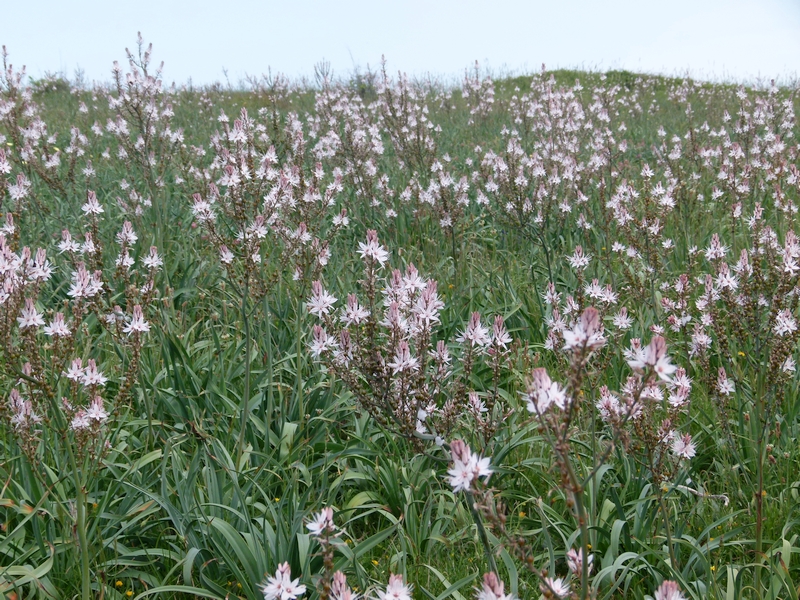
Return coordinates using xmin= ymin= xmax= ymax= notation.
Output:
xmin=1 ymin=39 xmax=799 ymax=599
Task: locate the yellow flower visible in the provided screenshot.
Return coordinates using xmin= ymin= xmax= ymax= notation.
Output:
xmin=371 ymin=559 xmax=379 ymax=566
xmin=115 ymin=581 xmax=123 ymax=588
xmin=710 ymin=565 xmax=716 ymax=572
xmin=274 ymin=498 xmax=280 ymax=502
xmin=761 ymin=490 xmax=767 ymax=498
xmin=518 ymin=511 xmax=526 ymax=518
xmin=126 ymin=591 xmax=133 ymax=598
xmin=738 ymin=351 xmax=745 ymax=357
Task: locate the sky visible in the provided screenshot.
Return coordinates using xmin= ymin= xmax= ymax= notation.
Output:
xmin=1 ymin=0 xmax=799 ymax=86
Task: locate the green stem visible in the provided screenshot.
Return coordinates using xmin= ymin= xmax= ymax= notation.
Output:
xmin=264 ymin=294 xmax=273 ymax=452
xmin=754 ymin=390 xmax=765 ymax=596
xmin=295 ymin=293 xmax=305 ymax=422
xmin=236 ymin=278 xmax=251 ymax=469
xmin=465 ymin=490 xmax=498 ymax=575
xmin=64 ymin=430 xmax=90 ymax=600
xmin=76 ymin=484 xmax=91 ymax=600
xmin=48 ymin=393 xmax=91 ymax=600
xmin=658 ymin=492 xmax=679 ymax=571
xmin=564 ymin=459 xmax=590 ymax=600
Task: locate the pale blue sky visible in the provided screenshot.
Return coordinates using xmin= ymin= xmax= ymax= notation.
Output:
xmin=1 ymin=0 xmax=799 ymax=86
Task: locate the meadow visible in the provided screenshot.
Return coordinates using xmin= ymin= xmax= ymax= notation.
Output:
xmin=1 ymin=36 xmax=799 ymax=599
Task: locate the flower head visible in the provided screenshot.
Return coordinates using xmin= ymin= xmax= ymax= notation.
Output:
xmin=262 ymin=562 xmax=307 ymax=600
xmin=376 ymin=574 xmax=412 ymax=600
xmin=308 ymin=280 xmax=337 ymax=317
xmin=476 ymin=572 xmax=515 ymax=600
xmin=81 ymin=190 xmax=104 ymax=215
xmin=17 ymin=298 xmax=45 ymax=329
xmin=653 ymin=581 xmax=686 ymax=600
xmin=44 ymin=312 xmax=70 ymax=337
xmin=331 ymin=571 xmax=357 ymax=600
xmin=539 ymin=577 xmax=569 ymax=599
xmin=671 ymin=432 xmax=696 ymax=460
xmin=306 ymin=507 xmax=336 ymax=538
xmin=357 ymin=230 xmax=389 ymax=266
xmin=566 ymin=548 xmax=593 ymax=576
xmin=457 ymin=312 xmax=491 ymax=348
xmin=447 ymin=439 xmax=492 ymax=493
xmin=123 ymin=305 xmax=150 ymax=335
xmin=563 ymin=307 xmax=605 ymax=352
xmin=81 ymin=359 xmax=108 ymax=387
xmin=627 ymin=336 xmax=676 ymax=382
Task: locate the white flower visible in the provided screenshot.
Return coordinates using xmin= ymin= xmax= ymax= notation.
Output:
xmin=44 ymin=313 xmax=70 ymax=337
xmin=717 ymin=368 xmax=735 ymax=396
xmin=671 ymin=433 xmax=696 ymax=460
xmin=306 ymin=507 xmax=336 ymax=537
xmin=17 ymin=299 xmax=45 ymax=329
xmin=340 ymin=294 xmax=370 ymax=326
xmin=219 ymin=246 xmax=234 ymax=264
xmin=65 ymin=358 xmax=85 ymax=382
xmin=81 ymin=190 xmax=104 ymax=215
xmin=524 ymin=368 xmax=567 ymax=414
xmin=81 ymin=359 xmax=108 ymax=387
xmin=123 ymin=305 xmax=150 ymax=335
xmin=447 ymin=439 xmax=492 ymax=493
xmin=628 ymin=336 xmax=676 ymax=382
xmin=613 ymin=307 xmax=633 ymax=330
xmin=58 ymin=230 xmax=80 ymax=254
xmin=86 ymin=396 xmax=109 ymax=422
xmin=563 ymin=307 xmax=605 ymax=351
xmin=566 ymin=245 xmax=591 ymax=270
xmin=376 ymin=575 xmax=412 ymax=600
xmin=491 ymin=315 xmax=512 ymax=349
xmin=116 ymin=221 xmax=138 ymax=244
xmin=307 ymin=280 xmax=337 ymax=318
xmin=26 ymin=248 xmax=52 ymax=281
xmin=653 ymin=581 xmax=687 ymax=600
xmin=457 ymin=312 xmax=491 ymax=348
xmin=540 ymin=577 xmax=569 ymax=599
xmin=8 ymin=389 xmax=41 ymax=430
xmin=774 ymin=309 xmax=797 ymax=337
xmin=388 ymin=341 xmax=419 ymax=374
xmin=476 ymin=572 xmax=516 ymax=600
xmin=566 ymin=548 xmax=593 ymax=576
xmin=309 ymin=325 xmax=336 ymax=358
xmin=142 ymin=246 xmax=163 ymax=270
xmin=71 ymin=411 xmax=91 ymax=430
xmin=330 ymin=571 xmax=357 ymax=600
xmin=262 ymin=562 xmax=307 ymax=600
xmin=357 ymin=230 xmax=389 ymax=266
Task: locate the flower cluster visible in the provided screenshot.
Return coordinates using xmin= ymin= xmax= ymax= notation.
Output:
xmin=308 ymin=230 xmax=514 ymax=446
xmin=447 ymin=439 xmax=492 ymax=493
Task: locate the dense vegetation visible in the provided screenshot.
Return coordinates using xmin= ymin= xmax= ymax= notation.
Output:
xmin=1 ymin=37 xmax=799 ymax=600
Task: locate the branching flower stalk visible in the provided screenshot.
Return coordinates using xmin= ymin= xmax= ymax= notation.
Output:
xmin=1 ymin=190 xmax=157 ymax=600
